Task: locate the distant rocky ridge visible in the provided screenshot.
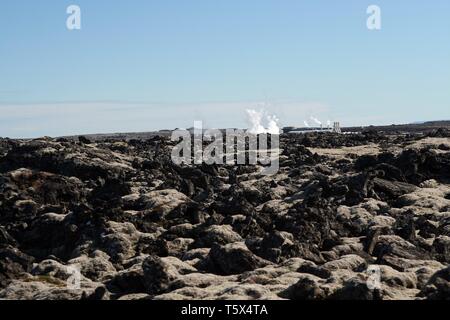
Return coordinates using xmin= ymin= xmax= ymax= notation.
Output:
xmin=343 ymin=120 xmax=450 ymax=134
xmin=48 ymin=121 xmax=450 ymax=143
xmin=0 ymin=129 xmax=449 ymax=300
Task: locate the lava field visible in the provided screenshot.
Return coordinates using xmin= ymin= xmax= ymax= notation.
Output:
xmin=0 ymin=130 xmax=449 ymax=300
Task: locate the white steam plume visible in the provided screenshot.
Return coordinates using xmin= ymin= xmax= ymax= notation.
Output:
xmin=310 ymin=116 xmax=322 ymax=126
xmin=246 ymin=109 xmax=280 ymax=134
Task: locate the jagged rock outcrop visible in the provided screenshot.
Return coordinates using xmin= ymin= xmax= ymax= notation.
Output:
xmin=0 ymin=132 xmax=449 ymax=300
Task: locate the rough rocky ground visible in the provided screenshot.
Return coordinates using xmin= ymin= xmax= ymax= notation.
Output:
xmin=0 ymin=129 xmax=449 ymax=300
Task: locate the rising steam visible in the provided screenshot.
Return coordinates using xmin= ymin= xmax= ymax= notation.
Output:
xmin=246 ymin=109 xmax=280 ymax=134
xmin=310 ymin=116 xmax=322 ymax=126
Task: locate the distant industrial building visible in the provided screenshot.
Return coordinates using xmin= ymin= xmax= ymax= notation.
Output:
xmin=283 ymin=122 xmax=342 ymax=134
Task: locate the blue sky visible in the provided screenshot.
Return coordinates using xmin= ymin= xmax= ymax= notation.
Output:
xmin=1 ymin=0 xmax=449 ymax=137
